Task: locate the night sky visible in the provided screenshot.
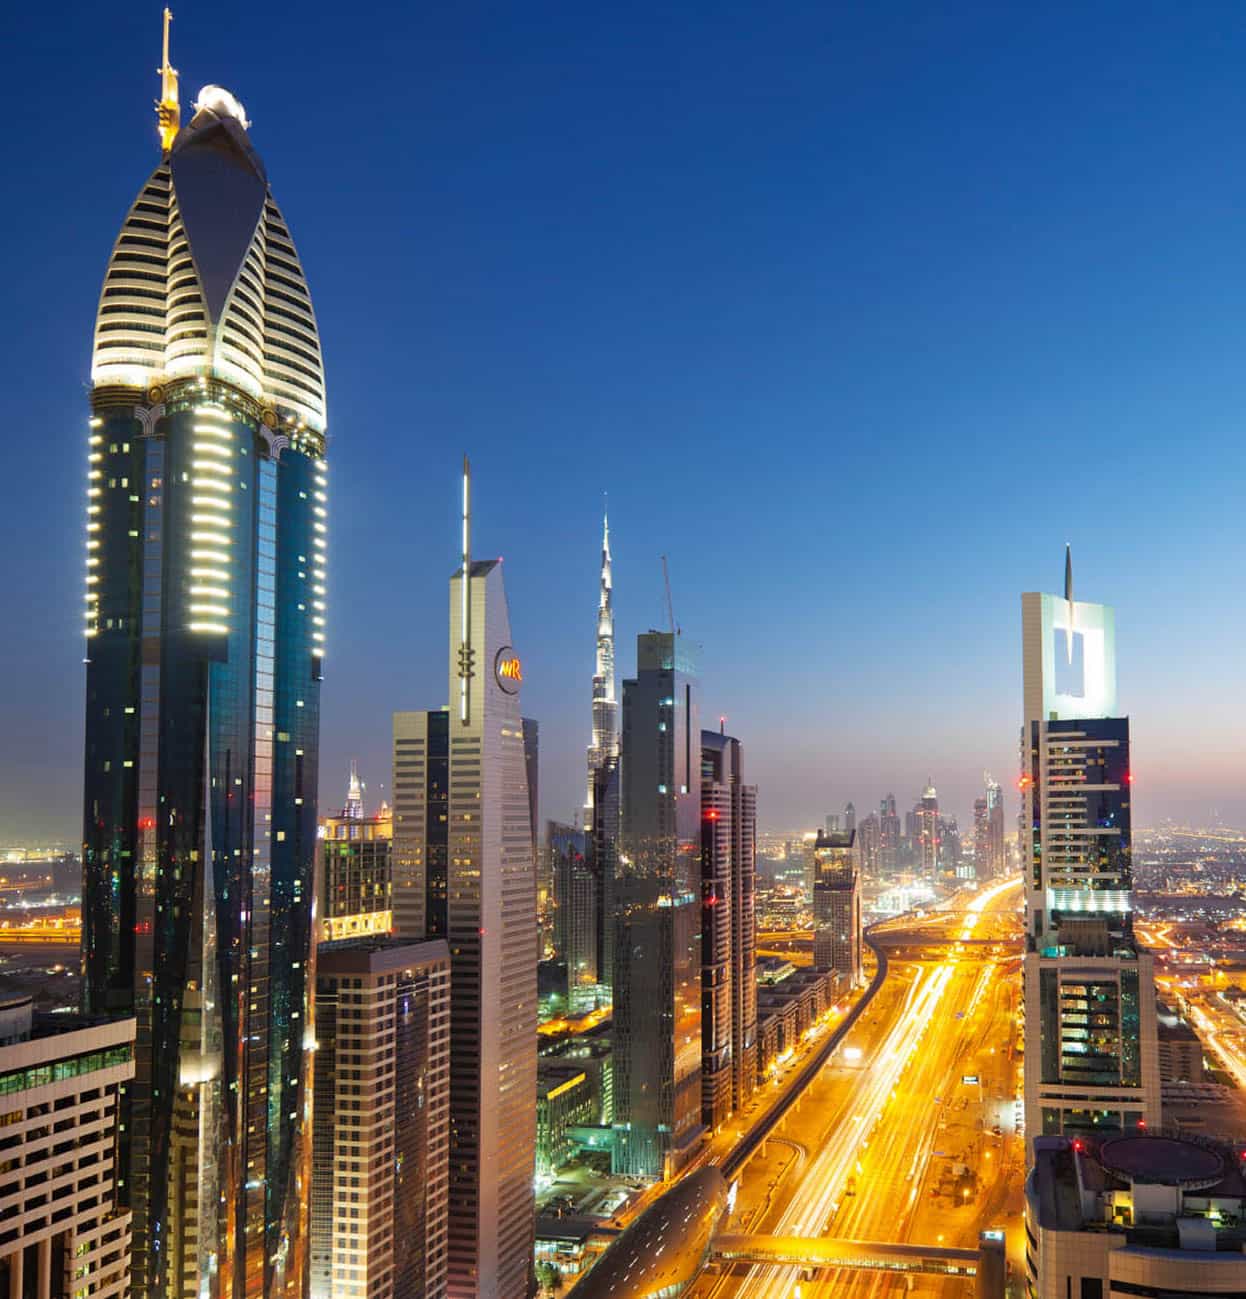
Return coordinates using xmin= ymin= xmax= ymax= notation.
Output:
xmin=4 ymin=1 xmax=1246 ymax=843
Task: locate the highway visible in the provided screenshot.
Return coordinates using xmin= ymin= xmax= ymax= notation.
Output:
xmin=696 ymin=876 xmax=1023 ymax=1299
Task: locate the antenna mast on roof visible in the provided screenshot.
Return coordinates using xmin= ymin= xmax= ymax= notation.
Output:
xmin=156 ymin=8 xmax=180 ymax=155
xmin=660 ymin=555 xmax=679 ymax=637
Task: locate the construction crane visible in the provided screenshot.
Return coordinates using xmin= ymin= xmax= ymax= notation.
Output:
xmin=660 ymin=555 xmax=679 ymax=637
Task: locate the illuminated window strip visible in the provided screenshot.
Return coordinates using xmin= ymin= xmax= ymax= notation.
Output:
xmin=190 ymin=530 xmax=230 ymax=544
xmin=189 ymin=622 xmax=229 ymax=635
xmin=190 ymin=585 xmax=229 ymax=598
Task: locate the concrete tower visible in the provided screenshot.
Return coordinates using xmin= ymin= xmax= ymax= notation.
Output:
xmin=392 ymin=461 xmax=537 ymax=1296
xmin=1021 ymin=550 xmax=1160 ymax=1151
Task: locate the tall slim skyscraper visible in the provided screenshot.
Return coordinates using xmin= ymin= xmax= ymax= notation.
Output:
xmin=879 ymin=794 xmax=900 ymax=874
xmin=1021 ymin=550 xmax=1160 ymax=1147
xmin=549 ymin=819 xmax=599 ymax=1013
xmin=843 ymin=801 xmax=856 ymax=835
xmin=391 ymin=462 xmax=537 ymax=1297
xmin=81 ymin=27 xmax=324 ymax=1297
xmin=917 ymin=780 xmax=940 ymax=876
xmin=586 ymin=512 xmax=618 ymax=810
xmin=986 ymin=774 xmax=1006 ymax=876
xmin=700 ymin=730 xmax=757 ymax=1130
xmin=857 ymin=811 xmax=881 ymax=876
xmin=973 ymin=795 xmax=990 ymax=881
xmin=613 ymin=631 xmax=704 ymax=1179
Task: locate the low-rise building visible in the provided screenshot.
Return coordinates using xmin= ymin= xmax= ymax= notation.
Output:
xmin=1157 ymin=1009 xmax=1205 ymax=1085
xmin=1026 ymin=1131 xmax=1246 ymax=1299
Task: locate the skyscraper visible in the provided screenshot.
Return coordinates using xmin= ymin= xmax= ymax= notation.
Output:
xmin=311 ymin=938 xmax=450 ymax=1299
xmin=879 ymin=794 xmax=900 ymax=874
xmin=549 ymin=819 xmax=598 ymax=1013
xmin=810 ymin=830 xmax=862 ymax=985
xmin=391 ymin=462 xmax=537 ymax=1296
xmin=613 ymin=631 xmax=704 ymax=1179
xmin=700 ymin=729 xmax=758 ymax=1129
xmin=843 ymin=802 xmax=856 ymax=835
xmin=81 ymin=25 xmax=324 ymax=1296
xmin=917 ymin=780 xmax=940 ymax=876
xmin=986 ymin=774 xmax=1006 ymax=876
xmin=856 ymin=811 xmax=881 ymax=876
xmin=584 ymin=514 xmax=620 ymax=1001
xmin=973 ymin=794 xmax=990 ymax=882
xmin=1021 ymin=550 xmax=1160 ymax=1146
xmin=586 ymin=511 xmax=618 ymax=811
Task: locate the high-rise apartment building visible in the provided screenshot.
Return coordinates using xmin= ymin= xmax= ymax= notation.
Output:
xmin=699 ymin=730 xmax=757 ymax=1130
xmin=0 ymin=999 xmax=135 ymax=1299
xmin=856 ymin=812 xmax=881 ymax=876
xmin=1021 ymin=551 xmax=1160 ymax=1146
xmin=843 ymin=802 xmax=856 ymax=835
xmin=549 ymin=820 xmax=599 ymax=1013
xmin=81 ymin=30 xmax=325 ymax=1297
xmin=391 ymin=463 xmax=537 ymax=1296
xmin=317 ymin=791 xmax=393 ymax=942
xmin=986 ymin=775 xmax=1006 ymax=876
xmin=311 ymin=939 xmax=450 ymax=1299
xmin=973 ymin=795 xmax=989 ymax=882
xmin=879 ymin=795 xmax=900 ymax=874
xmin=588 ymin=755 xmax=620 ymax=998
xmin=917 ymin=781 xmax=939 ymax=876
xmin=810 ymin=830 xmax=862 ymax=985
xmin=613 ymin=631 xmax=704 ymax=1179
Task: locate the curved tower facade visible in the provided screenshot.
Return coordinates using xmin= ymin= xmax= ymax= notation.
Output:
xmin=82 ymin=39 xmax=326 ymax=1299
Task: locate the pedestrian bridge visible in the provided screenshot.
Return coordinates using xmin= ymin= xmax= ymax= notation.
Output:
xmin=712 ymin=1234 xmax=980 ymax=1278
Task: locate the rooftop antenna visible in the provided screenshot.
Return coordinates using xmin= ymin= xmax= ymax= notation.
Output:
xmin=660 ymin=555 xmax=679 ymax=637
xmin=156 ymin=8 xmax=180 ymax=155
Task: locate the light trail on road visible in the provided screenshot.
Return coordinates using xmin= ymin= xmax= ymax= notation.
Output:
xmin=735 ymin=875 xmax=1021 ymax=1299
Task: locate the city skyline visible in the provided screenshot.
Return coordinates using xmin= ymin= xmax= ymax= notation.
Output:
xmin=9 ymin=1 xmax=1246 ymax=845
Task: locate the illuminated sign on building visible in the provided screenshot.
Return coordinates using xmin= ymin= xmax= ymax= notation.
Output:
xmin=495 ymin=647 xmax=523 ymax=693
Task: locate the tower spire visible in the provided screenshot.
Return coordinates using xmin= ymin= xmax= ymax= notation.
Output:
xmin=586 ymin=503 xmax=618 ymax=811
xmin=346 ymin=759 xmax=363 ymax=819
xmin=156 ymin=7 xmax=181 ymax=155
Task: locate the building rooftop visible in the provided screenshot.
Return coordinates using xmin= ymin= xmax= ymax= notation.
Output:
xmin=1029 ymin=1132 xmax=1246 ymax=1245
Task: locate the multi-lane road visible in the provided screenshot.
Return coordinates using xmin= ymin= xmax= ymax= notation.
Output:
xmin=694 ymin=876 xmax=1024 ymax=1299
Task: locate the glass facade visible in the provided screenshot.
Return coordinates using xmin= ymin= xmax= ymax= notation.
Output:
xmin=83 ymin=393 xmax=323 ymax=1299
xmin=613 ymin=632 xmax=704 ymax=1179
xmin=84 ymin=86 xmax=327 ymax=1298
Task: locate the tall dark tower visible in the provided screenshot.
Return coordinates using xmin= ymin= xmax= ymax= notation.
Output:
xmin=613 ymin=632 xmax=704 ymax=1179
xmin=81 ymin=20 xmax=326 ymax=1297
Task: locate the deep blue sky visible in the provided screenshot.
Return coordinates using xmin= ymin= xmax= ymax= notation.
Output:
xmin=3 ymin=1 xmax=1246 ymax=842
